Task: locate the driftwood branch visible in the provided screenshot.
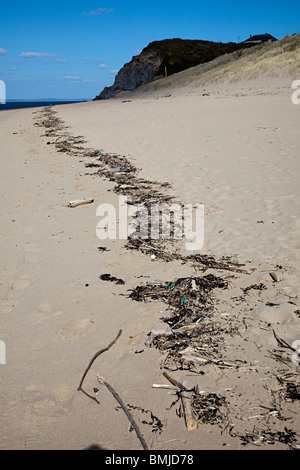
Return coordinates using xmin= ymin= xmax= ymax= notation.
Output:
xmin=97 ymin=376 xmax=149 ymax=451
xmin=272 ymin=329 xmax=297 ymax=351
xmin=163 ymin=372 xmax=197 ymax=431
xmin=78 ymin=329 xmax=122 ymax=402
xmin=78 ymin=330 xmax=148 ymax=450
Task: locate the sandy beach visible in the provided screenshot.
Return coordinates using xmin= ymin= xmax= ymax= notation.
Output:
xmin=0 ymin=73 xmax=299 ymax=450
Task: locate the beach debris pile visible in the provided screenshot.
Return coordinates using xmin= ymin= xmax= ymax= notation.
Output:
xmin=129 ymin=274 xmax=243 ymax=372
xmin=156 ymin=372 xmax=228 ymax=430
xmin=230 ymin=425 xmax=298 ymax=448
xmin=190 ymin=389 xmax=227 ymax=425
xmin=275 ymin=373 xmax=300 ymax=402
xmin=35 ymin=107 xmax=181 ymax=259
xmin=86 ymin=150 xmax=182 ymax=260
xmin=33 ymin=108 xmax=251 ymax=269
xmin=35 ymin=107 xmax=96 ymax=157
xmin=36 ymin=106 xmax=300 ymax=449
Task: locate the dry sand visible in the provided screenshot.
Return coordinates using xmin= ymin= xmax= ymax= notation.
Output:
xmin=0 ymin=76 xmax=299 ymax=450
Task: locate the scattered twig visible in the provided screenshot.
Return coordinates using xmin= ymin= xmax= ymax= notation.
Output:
xmin=272 ymin=329 xmax=297 ymax=351
xmin=78 ymin=329 xmax=122 ymax=402
xmin=97 ymin=376 xmax=149 ymax=450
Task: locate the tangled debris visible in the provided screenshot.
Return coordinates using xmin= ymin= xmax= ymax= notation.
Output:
xmin=36 ymin=106 xmax=299 ymax=449
xmin=129 ymin=274 xmax=242 ymax=372
xmin=231 ymin=425 xmax=298 ymax=448
xmin=276 ymin=373 xmax=300 ymax=402
xmin=34 ymin=107 xmax=250 ymax=271
xmin=157 ymin=372 xmax=228 ymax=429
xmin=35 ymin=107 xmax=98 ymax=158
xmin=118 ymin=404 xmax=164 ymax=434
xmin=173 ymin=388 xmax=227 ymax=426
xmin=190 ymin=389 xmax=227 ymax=425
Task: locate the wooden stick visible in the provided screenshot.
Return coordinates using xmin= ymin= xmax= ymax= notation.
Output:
xmin=78 ymin=329 xmax=122 ymax=401
xmin=68 ymin=197 xmax=94 ymax=208
xmin=163 ymin=372 xmax=197 ymax=431
xmin=98 ymin=376 xmax=149 ymax=451
xmin=272 ymin=329 xmax=296 ymax=351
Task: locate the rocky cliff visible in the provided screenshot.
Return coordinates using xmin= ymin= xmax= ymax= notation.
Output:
xmin=94 ymin=38 xmax=253 ymax=100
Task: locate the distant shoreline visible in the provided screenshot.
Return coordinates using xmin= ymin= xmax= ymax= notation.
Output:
xmin=0 ymin=100 xmax=90 ymax=111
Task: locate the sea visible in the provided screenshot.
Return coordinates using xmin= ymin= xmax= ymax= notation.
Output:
xmin=0 ymin=99 xmax=89 ymax=111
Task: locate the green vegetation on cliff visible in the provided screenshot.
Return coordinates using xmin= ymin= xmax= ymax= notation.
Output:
xmin=143 ymin=38 xmax=253 ymax=77
xmin=94 ymin=38 xmax=254 ymax=99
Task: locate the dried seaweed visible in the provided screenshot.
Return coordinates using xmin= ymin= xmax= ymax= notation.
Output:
xmin=160 ymin=375 xmax=228 ymax=427
xmin=35 ymin=107 xmax=250 ymax=275
xmin=128 ymin=274 xmax=241 ymax=372
xmin=97 ymin=246 xmax=109 ymax=252
xmin=118 ymin=404 xmax=164 ymax=434
xmin=35 ymin=108 xmax=98 ymax=158
xmin=241 ymin=283 xmax=267 ymax=294
xmin=36 ymin=106 xmax=299 ymax=448
xmin=234 ymin=425 xmax=298 ymax=447
xmin=129 ymin=274 xmax=227 ymax=327
xmin=276 ymin=373 xmax=300 ymax=402
xmin=190 ymin=388 xmax=227 ymax=425
xmin=99 ymin=273 xmax=125 ymax=285
xmin=183 ymin=253 xmax=248 ymax=274
xmin=35 ymin=107 xmax=246 ymax=375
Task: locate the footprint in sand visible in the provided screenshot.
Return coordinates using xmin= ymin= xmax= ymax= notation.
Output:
xmin=11 ymin=276 xmax=32 ymax=291
xmin=23 ymin=253 xmax=40 ymax=266
xmin=21 ymin=383 xmax=74 ymax=418
xmin=37 ymin=302 xmax=54 ymax=313
xmin=0 ymin=300 xmax=17 ymax=314
xmin=22 ymin=226 xmax=35 ymax=235
xmin=57 ymin=317 xmax=92 ymax=341
xmin=23 ymin=242 xmax=40 ymax=253
xmin=75 ymin=184 xmax=86 ymax=191
xmin=104 ymin=259 xmax=121 ymax=268
xmin=48 ymin=204 xmax=64 ymax=211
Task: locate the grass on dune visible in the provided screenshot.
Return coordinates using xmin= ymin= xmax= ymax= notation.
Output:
xmin=140 ymin=33 xmax=300 ymax=92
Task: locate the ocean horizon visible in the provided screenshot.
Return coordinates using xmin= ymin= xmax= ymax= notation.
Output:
xmin=0 ymin=99 xmax=90 ymax=111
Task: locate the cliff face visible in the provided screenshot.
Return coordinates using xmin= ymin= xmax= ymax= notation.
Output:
xmin=94 ymin=38 xmax=253 ymax=100
xmin=95 ymin=48 xmax=164 ymax=100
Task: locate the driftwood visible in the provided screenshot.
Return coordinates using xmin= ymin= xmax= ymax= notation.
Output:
xmin=78 ymin=329 xmax=122 ymax=403
xmin=67 ymin=197 xmax=94 ymax=208
xmin=78 ymin=330 xmax=149 ymax=450
xmin=97 ymin=376 xmax=149 ymax=450
xmin=163 ymin=372 xmax=197 ymax=431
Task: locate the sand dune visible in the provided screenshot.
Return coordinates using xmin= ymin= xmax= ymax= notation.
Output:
xmin=139 ymin=33 xmax=300 ymax=92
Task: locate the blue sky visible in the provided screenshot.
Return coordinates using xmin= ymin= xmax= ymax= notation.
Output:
xmin=0 ymin=1 xmax=299 ymax=99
